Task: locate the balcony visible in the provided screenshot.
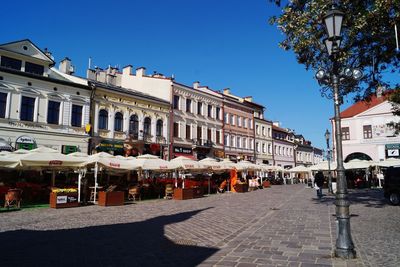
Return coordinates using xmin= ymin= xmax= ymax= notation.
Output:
xmin=192 ymin=138 xmax=213 ymax=148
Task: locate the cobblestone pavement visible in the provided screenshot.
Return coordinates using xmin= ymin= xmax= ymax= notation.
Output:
xmin=0 ymin=184 xmax=398 ymax=266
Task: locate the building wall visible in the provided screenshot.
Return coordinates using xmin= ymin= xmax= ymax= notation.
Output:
xmin=255 ymin=119 xmax=273 ymax=165
xmin=334 ymin=100 xmax=400 ymax=162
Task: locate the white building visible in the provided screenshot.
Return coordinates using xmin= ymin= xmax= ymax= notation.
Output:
xmin=88 ymin=66 xmax=224 ymax=159
xmin=333 ymin=90 xmax=400 ymax=162
xmin=0 ymin=40 xmax=90 ymax=153
xmin=253 ymin=106 xmax=273 ymax=165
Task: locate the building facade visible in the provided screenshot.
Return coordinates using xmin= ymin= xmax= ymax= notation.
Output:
xmin=272 ymin=123 xmax=295 ymax=168
xmin=294 ymin=134 xmax=314 ymax=167
xmin=87 ymin=67 xmax=170 ymax=157
xmin=89 ymin=65 xmax=223 ymax=160
xmin=333 ymin=90 xmax=400 ymax=162
xmin=222 ymin=89 xmax=255 ymax=162
xmin=253 ymin=105 xmax=273 ymax=165
xmin=0 ymin=40 xmax=90 ymax=153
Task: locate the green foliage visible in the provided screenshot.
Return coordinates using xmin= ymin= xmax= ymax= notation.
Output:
xmin=269 ymin=0 xmax=400 ymax=100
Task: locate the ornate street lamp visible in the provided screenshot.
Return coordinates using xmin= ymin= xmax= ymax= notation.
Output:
xmin=315 ymin=5 xmax=362 ymax=259
xmin=325 ymin=129 xmax=333 ymax=194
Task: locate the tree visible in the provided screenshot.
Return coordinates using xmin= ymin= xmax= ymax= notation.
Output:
xmin=268 ymin=0 xmax=400 ymax=100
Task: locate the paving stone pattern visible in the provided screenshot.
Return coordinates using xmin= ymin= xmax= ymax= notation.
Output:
xmin=0 ymin=185 xmax=398 ymax=266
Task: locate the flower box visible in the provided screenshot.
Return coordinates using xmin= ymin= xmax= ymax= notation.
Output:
xmin=234 ymin=183 xmax=249 ymax=193
xmin=173 ymin=188 xmax=194 ymax=200
xmin=98 ymin=191 xmax=124 ymax=206
xmin=263 ymin=181 xmax=271 ymax=188
xmin=49 ymin=192 xmax=79 ymax=209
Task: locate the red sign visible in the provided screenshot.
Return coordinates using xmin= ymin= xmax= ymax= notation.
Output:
xmin=109 ymin=162 xmax=121 ymax=168
xmin=49 ymin=160 xmax=63 ymax=166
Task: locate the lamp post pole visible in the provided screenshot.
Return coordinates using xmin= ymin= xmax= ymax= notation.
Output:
xmin=325 ymin=129 xmax=333 ymax=194
xmin=315 ymin=5 xmax=360 ymax=259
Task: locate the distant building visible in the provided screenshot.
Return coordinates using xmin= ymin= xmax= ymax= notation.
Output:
xmin=0 ymin=39 xmax=90 ymax=153
xmin=294 ymin=134 xmax=314 ymax=167
xmin=272 ymin=123 xmax=295 ymax=168
xmin=333 ymin=89 xmax=400 ymax=162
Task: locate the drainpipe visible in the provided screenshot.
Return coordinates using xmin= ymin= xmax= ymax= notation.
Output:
xmin=169 ymin=83 xmax=174 ymax=160
xmin=88 ymin=81 xmax=96 ymax=155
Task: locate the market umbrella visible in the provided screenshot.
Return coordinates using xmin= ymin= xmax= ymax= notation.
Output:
xmin=199 ymin=157 xmax=224 ymax=171
xmin=289 ymin=165 xmax=310 ymax=173
xmin=235 ymin=160 xmax=261 ymax=171
xmin=131 ymin=154 xmax=173 ymax=171
xmin=344 ymin=159 xmax=374 ymax=170
xmin=170 ymin=156 xmax=206 ymax=171
xmin=0 ymin=152 xmax=19 ymax=168
xmin=219 ymin=158 xmax=237 ymax=170
xmin=309 ymin=161 xmax=337 ymax=171
xmin=375 ymin=158 xmax=400 ymax=167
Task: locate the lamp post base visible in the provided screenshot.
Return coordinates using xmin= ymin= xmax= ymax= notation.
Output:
xmin=335 ymin=248 xmax=357 ymax=259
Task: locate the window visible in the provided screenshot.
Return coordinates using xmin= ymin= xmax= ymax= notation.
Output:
xmin=216 ymin=107 xmax=220 ymax=120
xmin=1 ymin=56 xmax=21 ymax=70
xmin=114 ymin=112 xmax=123 ymax=132
xmin=71 ymin=104 xmax=82 ymax=127
xmin=173 ymin=95 xmax=180 ymax=110
xmin=342 ymin=127 xmax=350 ymax=140
xmin=129 ymin=115 xmax=139 ymax=137
xmin=198 ymin=102 xmax=202 ymax=115
xmin=186 ymin=99 xmax=192 ymax=113
xmin=256 ymin=142 xmax=260 ymax=153
xmin=47 ymin=101 xmax=60 ymax=125
xmin=20 ymin=96 xmax=35 ymax=121
xmin=208 ymin=104 xmax=212 ymax=118
xmin=268 ymin=128 xmax=271 ymax=137
xmin=363 ymin=125 xmax=372 ymax=139
xmin=143 ymin=117 xmax=151 ymax=136
xmin=256 ymin=125 xmax=259 ymax=135
xmin=225 ymin=112 xmax=229 ymax=124
xmin=156 ymin=119 xmax=163 ymax=137
xmin=262 ymin=143 xmax=266 ymax=153
xmin=0 ymin=92 xmax=7 ymax=118
xmin=207 ymin=128 xmax=212 ymax=141
xmin=237 ymin=137 xmax=241 ymax=148
xmin=249 ymin=119 xmax=253 ymax=129
xmin=262 ymin=126 xmax=265 ymax=136
xmin=237 ymin=116 xmax=241 ymax=127
xmin=197 ymin=126 xmax=202 ymax=140
xmin=173 ymin=122 xmax=179 ymax=137
xmin=216 ymin=130 xmax=220 ymax=144
xmin=98 ymin=109 xmax=108 ymax=130
xmin=230 ymin=114 xmax=234 ymax=125
xmin=224 ymin=134 xmax=228 ymax=145
xmin=243 ymin=138 xmax=247 ymax=149
xmin=186 ymin=125 xmax=191 ymax=140
xmin=243 ymin=118 xmax=247 ymax=128
xmin=268 ymin=144 xmax=271 ymax=154
xmin=230 ymin=135 xmax=234 ymax=147
xmin=25 ymin=62 xmax=44 ymax=75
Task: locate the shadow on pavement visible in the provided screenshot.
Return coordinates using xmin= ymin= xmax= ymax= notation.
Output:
xmin=0 ymin=208 xmax=218 ymax=267
xmin=311 ymin=188 xmax=387 ymax=208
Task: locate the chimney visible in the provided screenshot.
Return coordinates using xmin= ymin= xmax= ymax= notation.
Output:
xmin=223 ymin=88 xmax=230 ymax=95
xmin=136 ymin=67 xmax=146 ymax=77
xmin=193 ymin=81 xmax=200 ymax=89
xmin=59 ymin=57 xmax=74 ymax=75
xmin=244 ymin=96 xmax=253 ymax=102
xmin=122 ymin=65 xmax=132 ymax=76
xmin=273 ymin=121 xmax=280 ymax=127
xmin=376 ymin=86 xmax=385 ymax=98
xmin=44 ymin=48 xmax=54 ymax=60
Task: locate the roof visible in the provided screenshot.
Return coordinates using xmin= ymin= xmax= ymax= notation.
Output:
xmin=89 ymin=80 xmax=170 ymax=105
xmin=340 ymin=92 xmax=392 ymax=118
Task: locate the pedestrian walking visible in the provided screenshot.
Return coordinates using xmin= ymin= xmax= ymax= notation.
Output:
xmin=314 ymin=171 xmax=324 ymax=199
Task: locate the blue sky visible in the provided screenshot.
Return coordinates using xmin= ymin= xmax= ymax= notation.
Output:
xmin=1 ymin=0 xmax=355 ymax=149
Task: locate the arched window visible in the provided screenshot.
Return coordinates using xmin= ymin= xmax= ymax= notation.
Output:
xmin=156 ymin=119 xmax=163 ymax=137
xmin=114 ymin=112 xmax=123 ymax=132
xmin=143 ymin=117 xmax=151 ymax=136
xmin=129 ymin=114 xmax=139 ymax=137
xmin=99 ymin=109 xmax=108 ymax=130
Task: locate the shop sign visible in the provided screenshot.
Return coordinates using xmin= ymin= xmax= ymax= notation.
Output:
xmin=174 ymin=146 xmax=192 ymax=154
xmin=56 ymin=196 xmax=67 ymax=204
xmin=109 ymin=162 xmax=121 ymax=168
xmin=96 ymin=140 xmax=124 ymax=152
xmin=67 ymin=196 xmax=77 ymax=203
xmin=15 ymin=135 xmax=37 ymax=150
xmin=49 ymin=160 xmax=63 ymax=166
xmin=386 ymin=144 xmax=400 ymax=157
xmin=62 ymin=145 xmax=78 ymax=155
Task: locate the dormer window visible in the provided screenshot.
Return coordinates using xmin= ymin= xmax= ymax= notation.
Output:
xmin=25 ymin=62 xmax=44 ymax=75
xmin=1 ymin=56 xmax=22 ymax=71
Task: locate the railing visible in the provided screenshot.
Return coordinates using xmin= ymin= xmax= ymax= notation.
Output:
xmin=192 ymin=138 xmax=213 ymax=147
